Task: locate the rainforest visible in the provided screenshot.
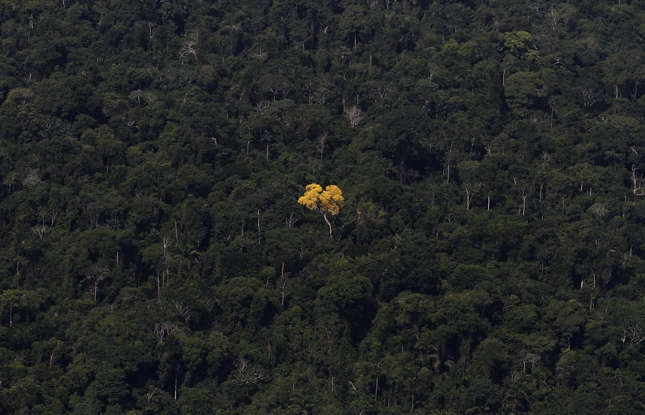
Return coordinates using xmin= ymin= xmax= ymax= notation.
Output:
xmin=1 ymin=1 xmax=645 ymax=413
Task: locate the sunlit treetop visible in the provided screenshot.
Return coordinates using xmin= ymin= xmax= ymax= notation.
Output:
xmin=298 ymin=183 xmax=344 ymax=216
xmin=298 ymin=183 xmax=324 ymax=211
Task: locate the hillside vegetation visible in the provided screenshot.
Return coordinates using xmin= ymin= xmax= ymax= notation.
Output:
xmin=1 ymin=1 xmax=645 ymax=413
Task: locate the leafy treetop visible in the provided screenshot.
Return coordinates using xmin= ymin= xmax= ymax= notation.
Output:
xmin=298 ymin=183 xmax=344 ymax=238
xmin=298 ymin=183 xmax=344 ymax=216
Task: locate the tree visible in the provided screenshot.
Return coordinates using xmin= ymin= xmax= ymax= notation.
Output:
xmin=298 ymin=183 xmax=344 ymax=238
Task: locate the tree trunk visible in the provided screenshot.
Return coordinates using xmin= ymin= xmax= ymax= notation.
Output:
xmin=157 ymin=272 xmax=161 ymax=303
xmin=375 ymin=374 xmax=379 ymax=401
xmin=257 ymin=209 xmax=261 ymax=245
xmin=322 ymin=212 xmax=333 ymax=239
xmin=280 ymin=262 xmax=286 ymax=306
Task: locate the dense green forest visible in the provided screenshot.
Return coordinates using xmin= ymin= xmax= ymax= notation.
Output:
xmin=1 ymin=0 xmax=645 ymax=413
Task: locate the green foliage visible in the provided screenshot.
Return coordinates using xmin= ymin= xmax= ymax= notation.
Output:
xmin=1 ymin=0 xmax=645 ymax=413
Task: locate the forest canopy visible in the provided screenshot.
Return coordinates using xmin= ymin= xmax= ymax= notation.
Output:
xmin=1 ymin=0 xmax=645 ymax=414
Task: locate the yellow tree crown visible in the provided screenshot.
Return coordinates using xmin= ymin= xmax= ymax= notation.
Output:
xmin=298 ymin=183 xmax=344 ymax=216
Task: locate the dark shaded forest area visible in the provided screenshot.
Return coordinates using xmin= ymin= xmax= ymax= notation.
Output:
xmin=1 ymin=0 xmax=645 ymax=413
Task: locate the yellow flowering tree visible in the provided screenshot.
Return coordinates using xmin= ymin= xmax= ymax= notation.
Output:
xmin=298 ymin=183 xmax=344 ymax=238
